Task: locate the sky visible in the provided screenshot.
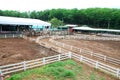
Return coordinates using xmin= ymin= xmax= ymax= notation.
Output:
xmin=0 ymin=0 xmax=120 ymax=12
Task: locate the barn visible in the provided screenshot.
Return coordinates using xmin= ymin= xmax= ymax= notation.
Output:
xmin=73 ymin=26 xmax=120 ymax=35
xmin=0 ymin=16 xmax=51 ymax=34
xmin=65 ymin=24 xmax=78 ymax=33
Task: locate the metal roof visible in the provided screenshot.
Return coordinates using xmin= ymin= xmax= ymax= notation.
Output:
xmin=65 ymin=24 xmax=78 ymax=27
xmin=0 ymin=16 xmax=51 ymax=26
xmin=73 ymin=27 xmax=120 ymax=33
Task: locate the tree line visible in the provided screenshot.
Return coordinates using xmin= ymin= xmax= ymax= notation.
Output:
xmin=0 ymin=8 xmax=120 ymax=29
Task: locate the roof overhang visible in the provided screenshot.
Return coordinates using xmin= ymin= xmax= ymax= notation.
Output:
xmin=0 ymin=16 xmax=51 ymax=26
xmin=73 ymin=27 xmax=120 ymax=33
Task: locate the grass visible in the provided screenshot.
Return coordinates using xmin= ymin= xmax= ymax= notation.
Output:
xmin=6 ymin=60 xmax=118 ymax=80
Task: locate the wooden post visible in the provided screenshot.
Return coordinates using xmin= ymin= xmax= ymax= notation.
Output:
xmin=91 ymin=52 xmax=93 ymax=57
xmin=5 ymin=34 xmax=7 ymax=38
xmin=95 ymin=61 xmax=99 ymax=69
xmin=0 ymin=69 xmax=3 ymax=80
xmin=116 ymin=69 xmax=120 ymax=77
xmin=42 ymin=57 xmax=46 ymax=65
xmin=58 ymin=54 xmax=61 ymax=61
xmin=13 ymin=34 xmax=15 ymax=38
xmin=23 ymin=61 xmax=26 ymax=71
xmin=20 ymin=34 xmax=23 ymax=38
xmin=80 ymin=55 xmax=83 ymax=62
xmin=68 ymin=52 xmax=72 ymax=59
xmin=80 ymin=49 xmax=82 ymax=53
xmin=104 ymin=56 xmax=106 ymax=61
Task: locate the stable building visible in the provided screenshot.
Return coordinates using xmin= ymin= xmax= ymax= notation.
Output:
xmin=73 ymin=26 xmax=120 ymax=35
xmin=65 ymin=24 xmax=78 ymax=33
xmin=0 ymin=16 xmax=51 ymax=34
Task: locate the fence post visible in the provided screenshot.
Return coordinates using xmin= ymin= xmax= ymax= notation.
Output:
xmin=0 ymin=69 xmax=3 ymax=80
xmin=95 ymin=61 xmax=99 ymax=69
xmin=68 ymin=52 xmax=72 ymax=59
xmin=20 ymin=34 xmax=22 ymax=38
xmin=5 ymin=34 xmax=7 ymax=38
xmin=116 ymin=69 xmax=120 ymax=77
xmin=80 ymin=55 xmax=83 ymax=62
xmin=58 ymin=54 xmax=61 ymax=61
xmin=13 ymin=34 xmax=15 ymax=38
xmin=23 ymin=61 xmax=26 ymax=71
xmin=104 ymin=56 xmax=106 ymax=61
xmin=91 ymin=52 xmax=93 ymax=57
xmin=43 ymin=57 xmax=46 ymax=65
xmin=80 ymin=49 xmax=82 ymax=53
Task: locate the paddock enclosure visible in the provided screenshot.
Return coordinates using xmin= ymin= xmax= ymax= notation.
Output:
xmin=0 ymin=38 xmax=59 ymax=66
xmin=56 ymin=39 xmax=120 ymax=59
xmin=0 ymin=16 xmax=120 ymax=79
xmin=0 ymin=34 xmax=120 ymax=79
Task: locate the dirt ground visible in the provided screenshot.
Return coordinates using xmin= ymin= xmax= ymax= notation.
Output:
xmin=0 ymin=38 xmax=59 ymax=66
xmin=56 ymin=39 xmax=120 ymax=60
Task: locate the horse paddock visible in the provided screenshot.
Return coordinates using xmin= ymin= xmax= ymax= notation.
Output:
xmin=56 ymin=39 xmax=120 ymax=60
xmin=0 ymin=38 xmax=59 ymax=66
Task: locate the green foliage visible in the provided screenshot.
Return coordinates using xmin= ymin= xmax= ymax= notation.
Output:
xmin=6 ymin=60 xmax=116 ymax=80
xmin=7 ymin=60 xmax=76 ymax=80
xmin=49 ymin=17 xmax=64 ymax=28
xmin=42 ymin=67 xmax=75 ymax=79
xmin=0 ymin=8 xmax=120 ymax=29
xmin=89 ymin=72 xmax=96 ymax=80
xmin=41 ymin=60 xmax=75 ymax=79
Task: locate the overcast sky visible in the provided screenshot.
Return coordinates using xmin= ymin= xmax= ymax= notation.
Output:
xmin=0 ymin=0 xmax=120 ymax=12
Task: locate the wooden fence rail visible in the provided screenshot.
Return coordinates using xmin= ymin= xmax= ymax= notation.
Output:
xmin=51 ymin=35 xmax=120 ymax=41
xmin=0 ymin=52 xmax=119 ymax=79
xmin=71 ymin=53 xmax=120 ymax=78
xmin=0 ymin=34 xmax=22 ymax=38
xmin=0 ymin=53 xmax=69 ymax=76
xmin=0 ymin=35 xmax=120 ymax=79
xmin=49 ymin=38 xmax=120 ymax=66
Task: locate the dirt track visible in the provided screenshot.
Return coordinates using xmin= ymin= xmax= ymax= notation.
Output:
xmin=0 ymin=38 xmax=59 ymax=66
xmin=56 ymin=39 xmax=120 ymax=60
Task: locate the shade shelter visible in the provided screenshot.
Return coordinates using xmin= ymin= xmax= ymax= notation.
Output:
xmin=0 ymin=16 xmax=51 ymax=33
xmin=73 ymin=26 xmax=120 ymax=34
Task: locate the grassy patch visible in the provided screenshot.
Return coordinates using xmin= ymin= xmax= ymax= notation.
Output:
xmin=6 ymin=60 xmax=118 ymax=80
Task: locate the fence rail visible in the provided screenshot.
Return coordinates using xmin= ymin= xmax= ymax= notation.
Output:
xmin=0 ymin=53 xmax=69 ymax=76
xmin=0 ymin=52 xmax=120 ymax=79
xmin=49 ymin=38 xmax=120 ymax=66
xmin=51 ymin=35 xmax=120 ymax=41
xmin=0 ymin=34 xmax=22 ymax=38
xmin=72 ymin=53 xmax=120 ymax=78
xmin=0 ymin=35 xmax=120 ymax=79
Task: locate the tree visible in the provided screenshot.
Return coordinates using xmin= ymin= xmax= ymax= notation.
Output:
xmin=49 ymin=17 xmax=64 ymax=28
xmin=0 ymin=8 xmax=120 ymax=29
